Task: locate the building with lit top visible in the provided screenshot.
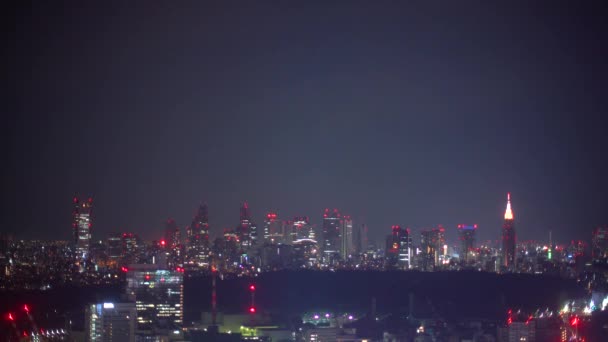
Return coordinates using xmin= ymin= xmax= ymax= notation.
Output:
xmin=385 ymin=225 xmax=412 ymax=269
xmin=322 ymin=209 xmax=341 ymax=264
xmin=263 ymin=212 xmax=282 ymax=243
xmin=502 ymin=193 xmax=516 ymax=270
xmin=125 ymin=264 xmax=184 ymax=338
xmin=85 ymin=302 xmax=136 ymax=342
xmin=288 ymin=216 xmax=314 ymax=243
xmin=72 ymin=196 xmax=93 ymax=265
xmin=457 ymin=224 xmax=477 ymax=264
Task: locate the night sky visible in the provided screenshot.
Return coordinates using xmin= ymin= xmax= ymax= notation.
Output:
xmin=5 ymin=2 xmax=608 ymax=245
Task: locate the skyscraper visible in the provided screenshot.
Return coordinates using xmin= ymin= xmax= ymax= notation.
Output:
xmin=290 ymin=216 xmax=314 ymax=242
xmin=186 ymin=203 xmax=210 ymax=266
xmin=263 ymin=212 xmax=281 ymax=243
xmin=420 ymin=226 xmax=445 ymax=271
xmin=502 ymin=193 xmax=516 ymax=269
xmin=340 ymin=216 xmax=353 ymax=259
xmin=458 ymin=224 xmax=477 ymax=264
xmin=322 ymin=209 xmax=341 ymax=264
xmin=353 ymin=224 xmax=368 ymax=255
xmin=236 ymin=202 xmax=253 ymax=248
xmin=85 ymin=302 xmax=136 ymax=342
xmin=126 ymin=264 xmax=184 ymax=338
xmin=72 ymin=196 xmax=93 ymax=265
xmin=385 ymin=225 xmax=412 ymax=270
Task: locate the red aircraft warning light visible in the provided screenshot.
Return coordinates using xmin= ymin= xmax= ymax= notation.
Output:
xmin=249 ymin=307 xmax=256 ymax=313
xmin=570 ymin=316 xmax=579 ymax=327
xmin=249 ymin=285 xmax=256 ymax=291
xmin=24 ymin=304 xmax=29 ymax=313
xmin=8 ymin=313 xmax=14 ymax=321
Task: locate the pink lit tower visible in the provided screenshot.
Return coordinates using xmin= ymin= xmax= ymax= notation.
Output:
xmin=502 ymin=193 xmax=516 ymax=269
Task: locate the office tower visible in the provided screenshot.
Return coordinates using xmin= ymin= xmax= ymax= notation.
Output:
xmin=340 ymin=216 xmax=354 ymax=259
xmin=291 ymin=216 xmax=314 ymax=242
xmin=458 ymin=224 xmax=477 ymax=264
xmin=385 ymin=226 xmax=412 ymax=270
xmin=263 ymin=212 xmax=283 ymax=243
xmin=187 ymin=203 xmax=210 ymax=266
xmin=126 ymin=264 xmax=184 ymax=338
xmin=236 ymin=202 xmax=253 ymax=248
xmin=85 ymin=302 xmax=136 ymax=342
xmin=72 ymin=196 xmax=93 ymax=264
xmin=502 ymin=193 xmax=516 ymax=269
xmin=420 ymin=226 xmax=445 ymax=271
xmin=322 ymin=209 xmax=341 ymax=264
xmin=592 ymin=226 xmax=608 ymax=261
xmin=121 ymin=233 xmax=139 ymax=265
xmin=107 ymin=233 xmax=122 ymax=263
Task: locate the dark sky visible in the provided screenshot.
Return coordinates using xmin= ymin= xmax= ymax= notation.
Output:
xmin=5 ymin=1 xmax=608 ymax=245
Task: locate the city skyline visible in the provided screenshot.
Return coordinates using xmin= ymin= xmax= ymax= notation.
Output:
xmin=5 ymin=2 xmax=608 ymax=245
xmin=0 ymin=191 xmax=602 ymax=246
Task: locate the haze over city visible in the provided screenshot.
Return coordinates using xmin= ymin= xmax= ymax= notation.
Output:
xmin=5 ymin=2 xmax=607 ymax=244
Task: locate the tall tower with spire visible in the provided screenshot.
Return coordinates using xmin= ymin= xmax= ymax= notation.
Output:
xmin=502 ymin=193 xmax=516 ymax=269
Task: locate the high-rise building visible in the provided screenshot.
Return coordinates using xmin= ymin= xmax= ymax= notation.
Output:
xmin=420 ymin=226 xmax=445 ymax=271
xmin=322 ymin=209 xmax=341 ymax=263
xmin=502 ymin=193 xmax=516 ymax=269
xmin=107 ymin=233 xmax=122 ymax=263
xmin=385 ymin=225 xmax=412 ymax=270
xmin=340 ymin=216 xmax=353 ymax=259
xmin=85 ymin=302 xmax=136 ymax=342
xmin=592 ymin=226 xmax=608 ymax=261
xmin=126 ymin=264 xmax=184 ymax=338
xmin=236 ymin=202 xmax=253 ymax=248
xmin=458 ymin=224 xmax=477 ymax=264
xmin=121 ymin=233 xmax=139 ymax=265
xmin=186 ymin=203 xmax=210 ymax=266
xmin=72 ymin=196 xmax=93 ymax=264
xmin=163 ymin=218 xmax=181 ymax=267
xmin=290 ymin=216 xmax=314 ymax=242
xmin=263 ymin=212 xmax=282 ymax=243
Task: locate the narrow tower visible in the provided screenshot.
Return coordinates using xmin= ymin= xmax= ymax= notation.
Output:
xmin=72 ymin=196 xmax=93 ymax=266
xmin=502 ymin=193 xmax=516 ymax=269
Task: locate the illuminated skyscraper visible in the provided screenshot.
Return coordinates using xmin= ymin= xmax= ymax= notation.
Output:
xmin=164 ymin=218 xmax=181 ymax=267
xmin=236 ymin=202 xmax=254 ymax=248
xmin=290 ymin=216 xmax=314 ymax=242
xmin=72 ymin=196 xmax=93 ymax=264
xmin=263 ymin=212 xmax=282 ymax=243
xmin=340 ymin=216 xmax=353 ymax=259
xmin=420 ymin=226 xmax=445 ymax=271
xmin=385 ymin=225 xmax=412 ymax=269
xmin=502 ymin=193 xmax=516 ymax=269
xmin=186 ymin=203 xmax=210 ymax=265
xmin=126 ymin=264 xmax=184 ymax=338
xmin=85 ymin=302 xmax=136 ymax=342
xmin=322 ymin=209 xmax=341 ymax=263
xmin=458 ymin=224 xmax=477 ymax=264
